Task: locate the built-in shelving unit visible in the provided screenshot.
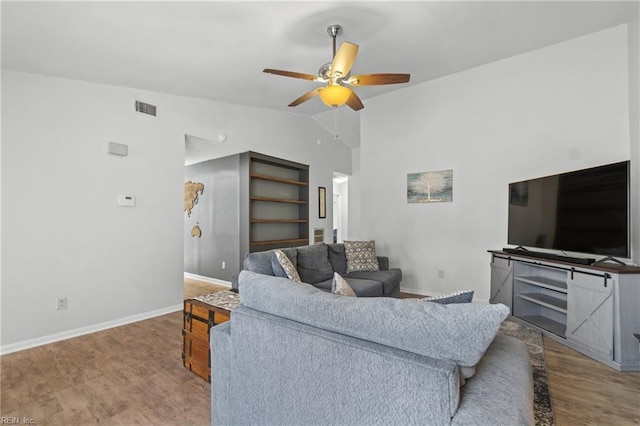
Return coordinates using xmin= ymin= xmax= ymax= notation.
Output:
xmin=240 ymin=152 xmax=309 ymax=254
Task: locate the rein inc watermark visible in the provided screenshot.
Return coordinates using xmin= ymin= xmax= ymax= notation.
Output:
xmin=0 ymin=418 xmax=35 ymax=424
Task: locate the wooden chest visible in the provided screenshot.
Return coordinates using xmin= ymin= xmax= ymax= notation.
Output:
xmin=182 ymin=292 xmax=239 ymax=382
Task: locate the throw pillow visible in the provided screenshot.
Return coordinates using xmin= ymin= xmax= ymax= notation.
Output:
xmin=331 ymin=272 xmax=356 ymax=297
xmin=424 ymin=290 xmax=474 ymax=304
xmin=459 ymin=366 xmax=476 ymax=385
xmin=274 ymin=249 xmax=302 ymax=283
xmin=270 ymin=247 xmax=297 ymax=278
xmin=344 ymin=240 xmax=380 ymax=273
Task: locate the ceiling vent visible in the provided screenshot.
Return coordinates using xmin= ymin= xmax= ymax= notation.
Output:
xmin=135 ymin=100 xmax=157 ymax=116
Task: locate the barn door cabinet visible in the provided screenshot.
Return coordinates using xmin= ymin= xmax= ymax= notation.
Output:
xmin=490 ymin=255 xmax=513 ymax=309
xmin=489 ymin=250 xmax=640 ymax=371
xmin=566 ymin=273 xmax=614 ymax=360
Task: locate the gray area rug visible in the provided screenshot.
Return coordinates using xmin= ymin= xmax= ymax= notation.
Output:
xmin=498 ymin=319 xmax=554 ymax=426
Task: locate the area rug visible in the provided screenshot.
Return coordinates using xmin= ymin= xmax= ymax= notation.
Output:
xmin=498 ymin=319 xmax=555 ymax=426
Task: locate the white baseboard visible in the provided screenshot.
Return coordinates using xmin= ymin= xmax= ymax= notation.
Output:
xmin=399 ymin=287 xmax=439 ymax=297
xmin=184 ymin=272 xmax=232 ymax=287
xmin=0 ymin=303 xmax=183 ymax=356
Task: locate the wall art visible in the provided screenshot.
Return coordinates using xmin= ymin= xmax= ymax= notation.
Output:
xmin=407 ymin=169 xmax=453 ymax=203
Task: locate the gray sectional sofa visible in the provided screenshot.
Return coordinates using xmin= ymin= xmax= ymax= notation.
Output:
xmin=211 ymin=271 xmax=534 ymax=425
xmin=233 ymin=243 xmax=402 ymax=297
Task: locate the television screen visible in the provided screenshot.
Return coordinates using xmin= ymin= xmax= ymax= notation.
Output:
xmin=507 ymin=161 xmax=630 ymax=258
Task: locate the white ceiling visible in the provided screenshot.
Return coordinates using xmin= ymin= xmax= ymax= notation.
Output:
xmin=2 ymin=1 xmax=638 ymax=116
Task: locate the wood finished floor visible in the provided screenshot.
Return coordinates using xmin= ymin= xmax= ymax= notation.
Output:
xmin=1 ymin=278 xmax=639 ymax=425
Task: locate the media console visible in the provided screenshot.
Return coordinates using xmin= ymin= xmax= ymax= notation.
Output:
xmin=489 ymin=249 xmax=640 ymax=371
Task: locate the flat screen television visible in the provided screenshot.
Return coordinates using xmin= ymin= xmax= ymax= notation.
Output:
xmin=507 ymin=161 xmax=630 ymax=258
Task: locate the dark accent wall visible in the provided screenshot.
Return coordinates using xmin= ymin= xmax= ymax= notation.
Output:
xmin=184 ymin=155 xmax=241 ymax=281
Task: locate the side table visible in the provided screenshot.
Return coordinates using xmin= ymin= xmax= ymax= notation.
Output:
xmin=182 ymin=290 xmax=240 ymax=382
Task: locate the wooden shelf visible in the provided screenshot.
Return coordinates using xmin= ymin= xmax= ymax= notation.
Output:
xmin=250 ymin=238 xmax=309 ymax=246
xmin=251 ymin=196 xmax=308 ymax=205
xmin=515 ymin=276 xmax=567 ymax=293
xmin=250 ymin=173 xmax=308 ymax=186
xmin=518 ymin=293 xmax=567 ymax=313
xmin=251 ymin=219 xmax=308 ymax=224
xmin=245 ymin=152 xmax=309 ymax=253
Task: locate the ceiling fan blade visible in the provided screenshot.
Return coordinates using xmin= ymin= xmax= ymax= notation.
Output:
xmin=263 ymin=69 xmax=319 ymax=81
xmin=345 ymin=89 xmax=364 ymax=111
xmin=288 ymin=88 xmax=322 ymax=107
xmin=330 ymin=42 xmax=359 ymax=78
xmin=347 ymin=73 xmax=411 ymax=86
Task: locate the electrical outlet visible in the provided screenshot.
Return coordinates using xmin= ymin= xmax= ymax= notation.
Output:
xmin=57 ymin=297 xmax=67 ymax=310
xmin=438 ymin=270 xmax=445 ymax=279
xmin=221 ymin=261 xmax=226 ymax=270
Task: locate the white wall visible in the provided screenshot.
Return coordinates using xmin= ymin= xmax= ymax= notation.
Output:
xmin=353 ymin=24 xmax=635 ymax=299
xmin=1 ymin=70 xmax=351 ymax=351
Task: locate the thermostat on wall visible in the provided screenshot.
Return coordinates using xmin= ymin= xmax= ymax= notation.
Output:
xmin=118 ymin=195 xmax=136 ymax=207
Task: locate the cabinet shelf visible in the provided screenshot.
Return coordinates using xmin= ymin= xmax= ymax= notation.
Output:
xmin=518 ymin=293 xmax=567 ymax=313
xmin=250 ymin=238 xmax=309 ymax=246
xmin=251 ymin=219 xmax=308 ymax=224
xmin=518 ymin=315 xmax=566 ymax=338
xmin=515 ymin=276 xmax=567 ymax=293
xmin=250 ymin=173 xmax=308 ymax=186
xmin=251 ymin=196 xmax=308 ymax=205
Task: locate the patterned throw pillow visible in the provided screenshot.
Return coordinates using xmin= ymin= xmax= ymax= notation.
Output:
xmin=424 ymin=290 xmax=474 ymax=304
xmin=274 ymin=250 xmax=302 ymax=283
xmin=343 ymin=240 xmax=380 ymax=273
xmin=331 ymin=272 xmax=356 ymax=297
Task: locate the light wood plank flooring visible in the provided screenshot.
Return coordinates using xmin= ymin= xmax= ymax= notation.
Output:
xmin=1 ymin=278 xmax=638 ymax=425
xmin=183 ymin=277 xmax=229 ymax=300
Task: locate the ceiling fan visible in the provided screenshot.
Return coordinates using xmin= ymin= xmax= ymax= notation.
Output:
xmin=263 ymin=25 xmax=410 ymax=111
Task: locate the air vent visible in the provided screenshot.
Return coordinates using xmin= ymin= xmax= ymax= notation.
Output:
xmin=135 ymin=101 xmax=157 ymax=116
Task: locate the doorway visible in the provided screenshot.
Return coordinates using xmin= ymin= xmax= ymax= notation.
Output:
xmin=332 ymin=173 xmax=349 ymax=243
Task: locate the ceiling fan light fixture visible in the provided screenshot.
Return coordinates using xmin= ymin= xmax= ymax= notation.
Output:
xmin=318 ymin=85 xmax=351 ymax=108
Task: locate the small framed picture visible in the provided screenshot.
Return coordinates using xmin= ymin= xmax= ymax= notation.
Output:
xmin=318 ymin=187 xmax=327 ymax=218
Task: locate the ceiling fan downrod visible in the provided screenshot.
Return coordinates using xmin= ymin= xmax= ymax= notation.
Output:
xmin=327 ymin=24 xmax=341 ymax=59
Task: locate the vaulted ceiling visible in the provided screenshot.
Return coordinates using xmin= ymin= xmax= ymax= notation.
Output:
xmin=2 ymin=1 xmax=638 ymax=115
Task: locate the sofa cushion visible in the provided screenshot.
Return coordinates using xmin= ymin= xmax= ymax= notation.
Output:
xmin=344 ymin=240 xmax=380 ymax=273
xmin=327 ymin=243 xmax=348 ymax=275
xmin=343 ymin=269 xmax=402 ymax=295
xmin=296 ymin=243 xmax=334 ymax=284
xmin=274 ymin=249 xmax=302 ymax=282
xmin=243 ymin=251 xmax=275 ymax=276
xmin=331 ymin=273 xmax=356 ymax=297
xmin=239 ymin=270 xmax=509 ymax=368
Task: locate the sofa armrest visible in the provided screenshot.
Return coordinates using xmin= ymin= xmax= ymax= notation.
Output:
xmin=211 ymin=322 xmax=232 ymax=425
xmin=377 ymin=256 xmax=389 ymax=270
xmin=452 ymin=335 xmax=534 ymax=425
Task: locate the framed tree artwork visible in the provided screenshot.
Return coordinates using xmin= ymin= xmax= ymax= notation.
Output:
xmin=407 ymin=169 xmax=453 ymax=203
